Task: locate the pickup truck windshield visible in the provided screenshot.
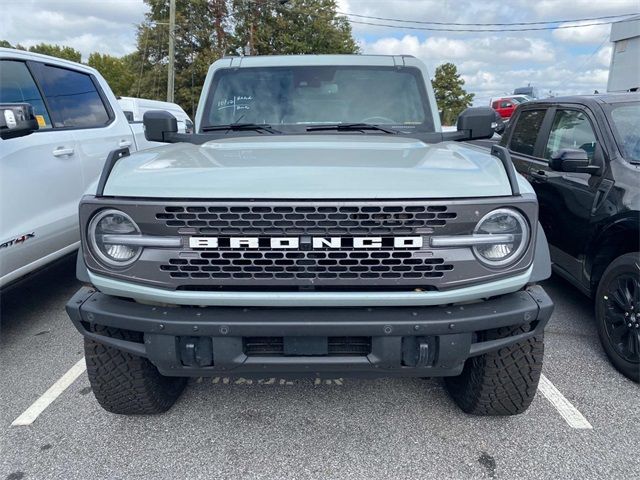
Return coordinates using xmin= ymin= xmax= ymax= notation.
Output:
xmin=202 ymin=66 xmax=434 ymax=133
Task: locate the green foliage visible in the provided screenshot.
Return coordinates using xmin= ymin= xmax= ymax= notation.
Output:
xmin=0 ymin=40 xmax=15 ymax=48
xmin=432 ymin=62 xmax=475 ymax=126
xmin=88 ymin=53 xmax=136 ymax=97
xmin=130 ymin=0 xmax=230 ymax=115
xmin=27 ymin=43 xmax=82 ymax=62
xmin=230 ymin=0 xmax=359 ymax=55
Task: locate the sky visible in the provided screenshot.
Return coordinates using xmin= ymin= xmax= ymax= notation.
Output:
xmin=1 ymin=0 xmax=638 ymax=105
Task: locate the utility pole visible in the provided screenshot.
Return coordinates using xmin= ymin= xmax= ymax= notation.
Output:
xmin=167 ymin=0 xmax=176 ymax=103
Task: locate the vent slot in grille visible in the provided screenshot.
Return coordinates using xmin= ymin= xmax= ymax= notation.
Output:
xmin=160 ymin=250 xmax=453 ymax=282
xmin=243 ymin=336 xmax=372 ymax=356
xmin=156 ymin=204 xmax=456 ymax=235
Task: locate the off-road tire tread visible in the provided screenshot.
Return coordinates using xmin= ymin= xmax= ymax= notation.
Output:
xmin=444 ymin=325 xmax=544 ymax=416
xmin=84 ymin=325 xmax=186 ymax=415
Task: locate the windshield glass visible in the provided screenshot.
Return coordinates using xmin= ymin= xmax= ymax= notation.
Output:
xmin=608 ymin=102 xmax=640 ymax=162
xmin=202 ymin=66 xmax=433 ymax=132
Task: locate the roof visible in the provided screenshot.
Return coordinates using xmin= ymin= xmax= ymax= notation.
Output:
xmin=524 ymin=92 xmax=640 ymax=107
xmin=0 ymin=47 xmax=98 ymax=76
xmin=217 ymin=54 xmax=419 ymax=68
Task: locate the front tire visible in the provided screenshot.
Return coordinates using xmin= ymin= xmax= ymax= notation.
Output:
xmin=595 ymin=252 xmax=640 ymax=382
xmin=85 ymin=325 xmax=187 ymax=414
xmin=444 ymin=325 xmax=544 ymax=415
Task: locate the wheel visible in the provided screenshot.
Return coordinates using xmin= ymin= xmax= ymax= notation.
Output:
xmin=444 ymin=325 xmax=544 ymax=415
xmin=84 ymin=325 xmax=187 ymax=414
xmin=595 ymin=252 xmax=640 ymax=382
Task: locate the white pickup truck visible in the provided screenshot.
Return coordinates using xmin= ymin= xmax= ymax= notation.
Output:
xmin=0 ymin=48 xmax=158 ymax=288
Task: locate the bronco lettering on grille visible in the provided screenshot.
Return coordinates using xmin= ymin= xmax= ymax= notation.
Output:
xmin=188 ymin=236 xmax=424 ymax=250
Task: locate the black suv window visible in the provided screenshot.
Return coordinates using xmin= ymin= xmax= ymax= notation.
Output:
xmin=32 ymin=64 xmax=110 ymax=128
xmin=544 ymin=109 xmax=597 ymax=161
xmin=0 ymin=60 xmax=52 ymax=128
xmin=509 ymin=109 xmax=546 ymax=156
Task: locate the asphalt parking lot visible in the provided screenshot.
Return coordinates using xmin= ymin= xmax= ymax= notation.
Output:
xmin=1 ymin=256 xmax=638 ymax=480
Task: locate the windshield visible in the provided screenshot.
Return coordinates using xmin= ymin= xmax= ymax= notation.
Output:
xmin=202 ymin=66 xmax=434 ymax=132
xmin=608 ymin=102 xmax=640 ymax=162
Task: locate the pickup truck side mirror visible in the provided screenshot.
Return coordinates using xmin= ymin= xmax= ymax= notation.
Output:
xmin=549 ymin=148 xmax=600 ymax=175
xmin=143 ymin=110 xmax=178 ymax=143
xmin=0 ymin=103 xmax=39 ymax=140
xmin=456 ymin=107 xmax=495 ymax=140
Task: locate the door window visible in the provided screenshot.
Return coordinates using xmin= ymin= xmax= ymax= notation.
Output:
xmin=31 ymin=64 xmax=111 ymax=128
xmin=500 ymin=101 xmax=511 ymax=108
xmin=509 ymin=109 xmax=546 ymax=156
xmin=544 ymin=110 xmax=597 ymax=161
xmin=0 ymin=60 xmax=52 ymax=128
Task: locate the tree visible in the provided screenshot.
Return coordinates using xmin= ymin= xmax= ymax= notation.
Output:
xmin=27 ymin=43 xmax=82 ymax=62
xmin=431 ymin=63 xmax=474 ymax=126
xmin=231 ymin=0 xmax=359 ymax=56
xmin=88 ymin=53 xmax=135 ymax=97
xmin=129 ymin=0 xmax=230 ymax=116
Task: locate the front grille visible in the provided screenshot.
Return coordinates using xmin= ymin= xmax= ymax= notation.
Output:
xmin=81 ymin=198 xmax=539 ymax=291
xmin=161 ymin=250 xmax=453 ymax=282
xmin=156 ymin=204 xmax=456 ymax=235
xmin=243 ymin=336 xmax=372 ymax=356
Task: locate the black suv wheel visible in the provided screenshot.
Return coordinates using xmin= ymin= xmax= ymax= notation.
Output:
xmin=85 ymin=325 xmax=187 ymax=414
xmin=596 ymin=252 xmax=640 ymax=382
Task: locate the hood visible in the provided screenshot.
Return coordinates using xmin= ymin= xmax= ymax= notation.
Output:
xmin=103 ymin=135 xmax=516 ymax=199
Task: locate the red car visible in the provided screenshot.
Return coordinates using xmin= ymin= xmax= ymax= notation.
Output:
xmin=491 ymin=97 xmax=518 ymax=119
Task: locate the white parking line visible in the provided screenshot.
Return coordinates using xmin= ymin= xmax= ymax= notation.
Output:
xmin=11 ymin=357 xmax=86 ymax=427
xmin=538 ymin=374 xmax=593 ymax=430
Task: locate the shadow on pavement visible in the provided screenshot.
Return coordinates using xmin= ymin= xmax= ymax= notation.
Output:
xmin=0 ymin=254 xmax=80 ymax=339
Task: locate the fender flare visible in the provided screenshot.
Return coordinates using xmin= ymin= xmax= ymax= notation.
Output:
xmin=530 ymin=222 xmax=552 ymax=283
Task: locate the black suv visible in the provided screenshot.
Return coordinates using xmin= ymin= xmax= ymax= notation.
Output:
xmin=500 ymin=93 xmax=639 ymax=381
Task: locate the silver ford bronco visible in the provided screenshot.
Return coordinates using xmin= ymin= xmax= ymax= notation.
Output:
xmin=66 ymin=55 xmax=554 ymax=416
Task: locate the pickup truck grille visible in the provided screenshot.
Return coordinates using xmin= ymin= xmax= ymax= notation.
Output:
xmin=156 ymin=204 xmax=456 ymax=236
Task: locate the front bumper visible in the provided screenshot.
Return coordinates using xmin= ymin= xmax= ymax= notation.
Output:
xmin=66 ymin=285 xmax=553 ymax=378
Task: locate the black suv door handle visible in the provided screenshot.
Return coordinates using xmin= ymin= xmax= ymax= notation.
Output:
xmin=530 ymin=170 xmax=547 ymax=180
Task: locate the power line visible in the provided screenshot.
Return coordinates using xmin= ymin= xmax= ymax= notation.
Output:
xmin=347 ymin=16 xmax=639 ymax=33
xmin=338 ymin=11 xmax=639 ymax=27
xmin=574 ymin=34 xmax=611 ymax=73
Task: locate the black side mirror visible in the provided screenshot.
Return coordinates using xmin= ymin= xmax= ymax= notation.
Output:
xmin=143 ymin=110 xmax=178 ymax=142
xmin=457 ymin=107 xmax=495 ymax=140
xmin=550 ymin=148 xmax=600 ymax=175
xmin=0 ymin=103 xmax=39 ymax=140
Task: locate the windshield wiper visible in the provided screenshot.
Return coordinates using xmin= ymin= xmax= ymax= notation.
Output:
xmin=306 ymin=123 xmax=400 ymax=134
xmin=201 ymin=123 xmax=281 ymax=134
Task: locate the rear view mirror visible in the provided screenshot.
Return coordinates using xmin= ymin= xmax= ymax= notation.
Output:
xmin=143 ymin=110 xmax=178 ymax=143
xmin=550 ymin=148 xmax=600 ymax=175
xmin=0 ymin=103 xmax=39 ymax=140
xmin=457 ymin=107 xmax=495 ymax=140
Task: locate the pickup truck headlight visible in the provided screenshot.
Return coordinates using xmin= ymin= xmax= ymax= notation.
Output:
xmin=88 ymin=209 xmax=142 ymax=267
xmin=473 ymin=208 xmax=529 ymax=267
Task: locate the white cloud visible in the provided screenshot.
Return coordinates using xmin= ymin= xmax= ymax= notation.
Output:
xmin=552 ymin=21 xmax=611 ymax=44
xmin=0 ymin=0 xmax=148 ymax=59
xmin=527 ymin=0 xmax=639 ymax=18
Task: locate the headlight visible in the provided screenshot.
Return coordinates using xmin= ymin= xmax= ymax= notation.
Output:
xmin=473 ymin=208 xmax=529 ymax=267
xmin=88 ymin=209 xmax=142 ymax=268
